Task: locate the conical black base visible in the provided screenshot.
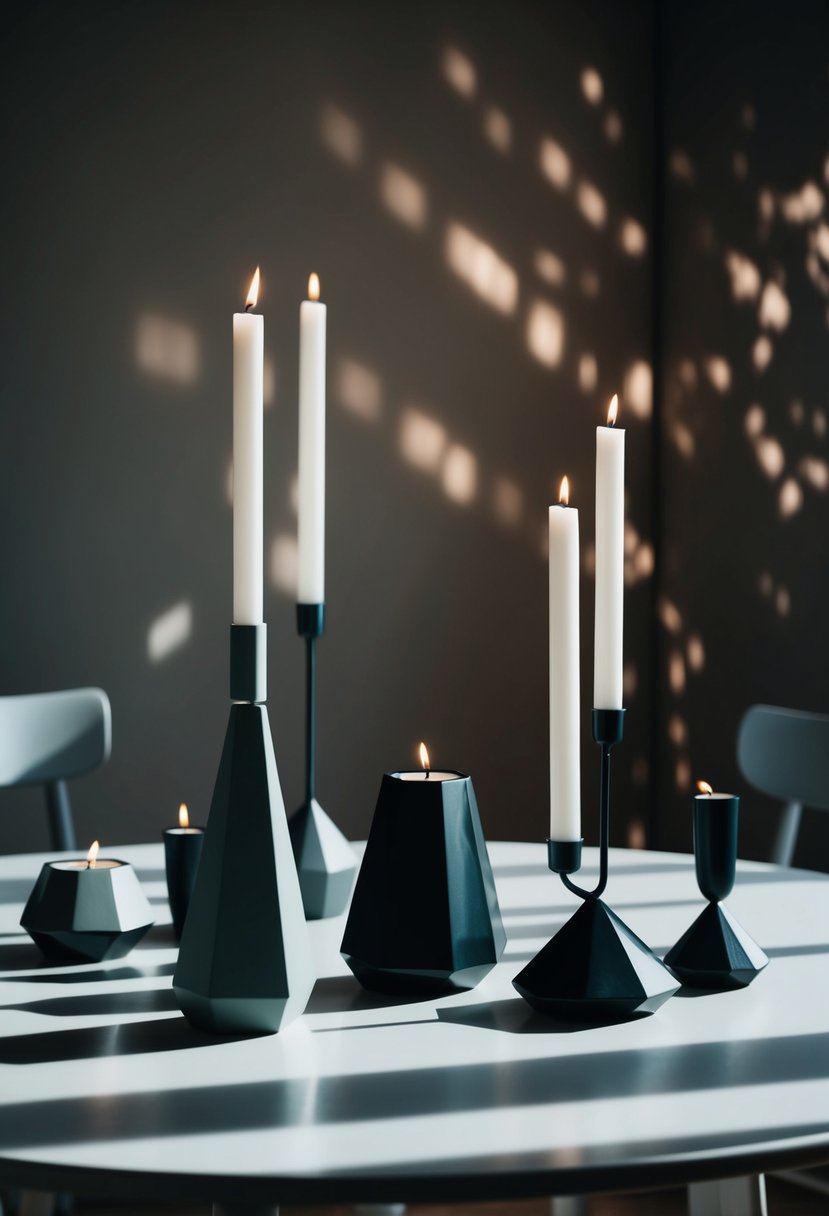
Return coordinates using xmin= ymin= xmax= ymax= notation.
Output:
xmin=664 ymin=901 xmax=769 ymax=989
xmin=289 ymin=798 xmax=357 ymax=920
xmin=513 ymin=898 xmax=679 ymax=1022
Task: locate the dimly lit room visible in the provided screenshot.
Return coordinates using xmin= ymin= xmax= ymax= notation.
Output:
xmin=2 ymin=2 xmax=829 ymax=1214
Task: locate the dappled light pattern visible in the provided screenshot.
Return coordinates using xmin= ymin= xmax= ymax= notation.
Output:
xmin=380 ymin=162 xmax=428 ymax=231
xmin=399 ymin=408 xmax=448 ymax=475
xmin=578 ymin=353 xmax=598 ymax=393
xmin=725 ymin=250 xmax=761 ymax=301
xmin=441 ymin=443 xmax=478 ymax=505
xmin=441 ymin=45 xmax=476 ymax=99
xmin=604 ymin=110 xmax=623 ymax=144
xmin=319 ymin=103 xmax=363 ymax=166
xmin=619 ymin=218 xmax=647 ymax=257
xmin=580 ymin=67 xmax=603 ymax=106
xmin=539 ymin=137 xmax=571 ymax=190
xmin=270 ymin=535 xmax=298 ymax=598
xmin=703 ymin=355 xmax=731 ymax=393
xmin=483 ymin=106 xmax=512 ymax=154
xmin=576 ymin=180 xmax=607 ymax=228
xmin=534 ymin=248 xmax=566 ymax=286
xmin=147 ymin=601 xmax=192 ymax=663
xmin=526 ymin=300 xmax=565 ymax=368
xmin=336 ymin=357 xmax=383 ymax=422
xmin=445 ymin=221 xmax=518 ymax=314
xmin=135 ymin=315 xmax=200 ymax=385
xmin=623 ymin=359 xmax=652 ymax=419
xmin=752 ymin=335 xmax=773 ymax=371
xmin=669 ymin=149 xmax=696 ymax=184
xmin=491 ymin=476 xmax=523 ymax=528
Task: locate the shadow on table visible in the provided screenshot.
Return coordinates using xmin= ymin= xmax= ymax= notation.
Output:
xmin=305 ymin=975 xmax=435 ymax=1015
xmin=0 ymin=1014 xmax=260 ymax=1063
xmin=8 ymin=987 xmax=178 ymax=1017
xmin=437 ymin=998 xmax=634 ymax=1034
xmin=0 ymin=879 xmax=39 ymax=904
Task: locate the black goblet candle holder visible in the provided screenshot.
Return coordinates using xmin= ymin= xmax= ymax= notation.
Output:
xmin=664 ymin=792 xmax=768 ymax=989
xmin=289 ymin=603 xmax=357 ymax=919
xmin=513 ymin=709 xmax=680 ymax=1022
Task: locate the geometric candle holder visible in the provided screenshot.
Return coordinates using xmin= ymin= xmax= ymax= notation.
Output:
xmin=341 ymin=764 xmax=506 ymax=996
xmin=664 ymin=787 xmax=768 ymax=989
xmin=173 ymin=624 xmax=315 ymax=1034
xmin=289 ymin=603 xmax=357 ymax=919
xmin=163 ymin=806 xmax=205 ymax=940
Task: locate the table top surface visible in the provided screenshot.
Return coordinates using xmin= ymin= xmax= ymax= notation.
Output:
xmin=1 ymin=840 xmax=828 ymax=1205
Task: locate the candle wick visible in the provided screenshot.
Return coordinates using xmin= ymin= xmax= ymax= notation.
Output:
xmin=425 ymin=770 xmax=430 ymax=780
xmin=245 ymin=302 xmax=254 ymax=313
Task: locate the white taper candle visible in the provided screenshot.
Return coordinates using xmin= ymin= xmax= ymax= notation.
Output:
xmin=298 ymin=272 xmax=327 ymax=604
xmin=594 ymin=394 xmax=625 ymax=709
xmin=549 ymin=477 xmax=581 ymax=840
xmin=233 ymin=267 xmax=264 ymax=625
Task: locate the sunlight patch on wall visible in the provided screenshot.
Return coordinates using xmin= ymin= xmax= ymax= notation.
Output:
xmin=759 ymin=280 xmax=791 ymax=331
xmin=534 ymin=249 xmax=566 ymax=287
xmin=633 ymin=542 xmax=654 ymax=579
xmin=790 ymin=400 xmax=805 ymax=426
xmin=483 ymin=106 xmax=512 ymax=153
xmin=623 ymin=662 xmax=637 ymax=699
xmin=136 ymin=315 xmax=200 ymax=385
xmin=675 ymin=757 xmax=691 ymax=793
xmin=779 ymin=181 xmax=824 ymax=224
xmin=815 ymin=223 xmax=829 ymax=263
xmin=336 ymin=357 xmax=382 ymax=422
xmin=799 ymin=456 xmax=829 ymax=491
xmin=623 ymin=360 xmax=652 ymax=419
xmin=442 ymin=45 xmax=477 ymax=98
xmin=733 ymin=151 xmax=749 ymax=181
xmin=399 ymin=408 xmax=448 ymax=475
xmin=659 ymin=597 xmax=683 ymax=635
xmin=744 ymin=404 xmax=765 ymax=437
xmin=539 ymin=138 xmax=571 ymax=190
xmin=742 ymin=103 xmax=756 ymax=131
xmin=725 ymin=251 xmax=761 ymax=301
xmin=579 ymin=269 xmax=600 ymax=298
xmin=441 ymin=444 xmax=477 ymax=505
xmin=669 ymin=650 xmax=686 ymax=696
xmin=380 ymin=162 xmax=428 ymax=231
xmin=578 ymin=353 xmax=598 ymax=393
xmin=263 ymin=355 xmax=276 ymax=409
xmin=320 ymin=103 xmax=363 ymax=166
xmin=775 ymin=586 xmax=791 ymax=618
xmin=576 ymin=180 xmax=607 ymax=228
xmin=754 ymin=435 xmax=784 ymax=479
xmin=627 ymin=817 xmax=647 ymax=846
xmin=270 ymin=535 xmax=298 ymax=597
xmin=678 ymin=359 xmax=697 ymax=389
xmin=814 ymin=408 xmax=827 ymax=437
xmin=619 ymin=218 xmax=647 ymax=257
xmin=445 ymin=222 xmax=518 ymax=315
xmin=147 ymin=601 xmax=192 ymax=663
xmin=526 ymin=300 xmax=565 ymax=368
xmin=752 ymin=335 xmax=773 ymax=372
xmin=672 ymin=421 xmax=695 ymax=460
xmin=778 ymin=478 xmax=803 ymax=518
xmin=704 ymin=355 xmax=731 ymax=393
xmin=669 ymin=149 xmax=696 ymax=184
xmin=604 ymin=110 xmax=623 ymax=144
xmin=668 ymin=714 xmax=687 ymax=747
xmin=580 ymin=67 xmax=603 ymax=105
xmin=687 ymin=634 xmax=705 ymax=673
xmin=492 ymin=476 xmax=523 ymax=527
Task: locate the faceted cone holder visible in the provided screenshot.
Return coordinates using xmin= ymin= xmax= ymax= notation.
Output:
xmin=341 ymin=770 xmax=506 ymax=996
xmin=173 ymin=626 xmax=314 ymax=1034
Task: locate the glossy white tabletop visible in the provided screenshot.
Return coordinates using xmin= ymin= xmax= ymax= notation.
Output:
xmin=1 ymin=842 xmax=828 ymax=1204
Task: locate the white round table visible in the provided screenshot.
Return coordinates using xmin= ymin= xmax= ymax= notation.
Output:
xmin=1 ymin=842 xmax=828 ymax=1206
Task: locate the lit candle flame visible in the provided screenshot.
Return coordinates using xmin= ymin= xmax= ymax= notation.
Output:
xmin=86 ymin=840 xmax=100 ymax=869
xmin=308 ymin=272 xmax=320 ymax=302
xmin=245 ymin=266 xmax=261 ymax=311
xmin=179 ymin=803 xmax=189 ymax=829
xmin=419 ymin=741 xmax=430 ymax=776
xmin=607 ymin=393 xmax=619 ymax=426
xmin=696 ymin=780 xmax=714 ymax=796
xmin=559 ymin=475 xmax=570 ymax=506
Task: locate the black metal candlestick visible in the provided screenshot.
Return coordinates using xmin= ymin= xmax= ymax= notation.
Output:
xmin=514 ymin=709 xmax=680 ymax=1021
xmin=289 ymin=604 xmax=357 ymax=919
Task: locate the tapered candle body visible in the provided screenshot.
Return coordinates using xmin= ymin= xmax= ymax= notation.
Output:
xmin=233 ymin=311 xmax=264 ymax=624
xmin=298 ymin=295 xmax=327 ymax=603
xmin=594 ymin=425 xmax=625 ymax=708
xmin=549 ymin=503 xmax=581 ymax=840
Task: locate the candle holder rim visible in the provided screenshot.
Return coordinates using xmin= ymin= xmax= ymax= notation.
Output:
xmin=387 ymin=768 xmax=468 ymax=780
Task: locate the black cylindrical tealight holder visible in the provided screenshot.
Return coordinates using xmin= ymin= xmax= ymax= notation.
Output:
xmin=693 ymin=792 xmax=738 ymax=902
xmin=341 ymin=769 xmax=505 ymax=995
xmin=164 ymin=824 xmax=205 ymax=940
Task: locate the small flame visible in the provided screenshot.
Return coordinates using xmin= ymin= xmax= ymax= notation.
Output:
xmin=179 ymin=803 xmax=189 ymax=829
xmin=696 ymin=780 xmax=714 ymax=796
xmin=419 ymin=741 xmax=430 ymax=773
xmin=308 ymin=272 xmax=320 ymax=302
xmin=559 ymin=475 xmax=570 ymax=506
xmin=245 ymin=266 xmax=261 ymax=311
xmin=607 ymin=393 xmax=619 ymax=426
xmin=87 ymin=840 xmax=100 ymax=869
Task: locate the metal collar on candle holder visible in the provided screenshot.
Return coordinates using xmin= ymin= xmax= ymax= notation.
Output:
xmin=230 ymin=624 xmax=267 ymax=704
xmin=547 ymin=838 xmax=583 ymax=875
xmin=296 ymin=602 xmax=325 ymax=639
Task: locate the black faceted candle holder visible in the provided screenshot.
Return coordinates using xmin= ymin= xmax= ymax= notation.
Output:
xmin=21 ymin=859 xmax=154 ymax=964
xmin=341 ymin=770 xmax=505 ymax=996
xmin=664 ymin=793 xmax=768 ymax=989
xmin=164 ymin=826 xmax=205 ymax=940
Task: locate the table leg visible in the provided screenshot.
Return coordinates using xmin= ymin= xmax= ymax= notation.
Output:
xmin=688 ymin=1175 xmax=767 ymax=1216
xmin=550 ymin=1198 xmax=588 ymax=1216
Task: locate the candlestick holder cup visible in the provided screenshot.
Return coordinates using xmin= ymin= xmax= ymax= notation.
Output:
xmin=664 ymin=794 xmax=768 ymax=988
xmin=173 ymin=625 xmax=314 ymax=1034
xmin=289 ymin=603 xmax=357 ymax=919
xmin=514 ymin=710 xmax=679 ymax=1021
xmin=341 ymin=770 xmax=505 ymax=995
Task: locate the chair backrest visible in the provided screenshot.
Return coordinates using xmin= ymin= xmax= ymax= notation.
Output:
xmin=737 ymin=704 xmax=829 ymax=811
xmin=0 ymin=688 xmax=111 ymax=788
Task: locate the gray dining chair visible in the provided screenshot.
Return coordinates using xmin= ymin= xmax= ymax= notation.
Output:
xmin=0 ymin=687 xmax=112 ymax=851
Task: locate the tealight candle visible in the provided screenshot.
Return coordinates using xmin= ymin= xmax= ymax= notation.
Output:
xmin=692 ymin=779 xmax=739 ymax=903
xmin=396 ymin=741 xmax=460 ymax=782
xmin=164 ymin=803 xmax=205 ymax=939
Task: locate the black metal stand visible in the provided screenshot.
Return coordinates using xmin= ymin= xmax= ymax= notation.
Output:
xmin=173 ymin=624 xmax=314 ymax=1034
xmin=289 ymin=603 xmax=357 ymax=920
xmin=513 ymin=709 xmax=680 ymax=1022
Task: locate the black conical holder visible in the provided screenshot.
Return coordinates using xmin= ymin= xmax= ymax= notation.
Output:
xmin=173 ymin=625 xmax=314 ymax=1034
xmin=513 ymin=709 xmax=679 ymax=1022
xmin=290 ymin=603 xmax=357 ymax=919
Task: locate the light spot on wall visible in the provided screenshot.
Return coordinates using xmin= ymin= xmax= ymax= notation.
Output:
xmin=526 ymin=300 xmax=565 ymax=368
xmin=678 ymin=359 xmax=698 ymax=389
xmin=624 ymin=521 xmax=638 ymax=557
xmin=483 ymin=106 xmax=512 ymax=153
xmin=584 ymin=542 xmax=596 ymax=576
xmin=631 ymin=757 xmax=648 ymax=788
xmin=780 ymin=180 xmax=824 ymax=223
xmin=669 ymin=149 xmax=696 ymax=184
xmin=623 ymin=662 xmax=638 ymax=699
xmin=576 ymin=180 xmax=607 ymax=228
xmin=725 ymin=250 xmax=761 ymax=301
xmin=147 ymin=601 xmax=192 ymax=663
xmin=337 ymin=358 xmax=382 ymax=422
xmin=623 ymin=359 xmax=652 ymax=419
xmin=534 ymin=248 xmax=566 ymax=286
xmin=539 ymin=137 xmax=571 ymax=190
xmin=441 ymin=45 xmax=476 ymax=98
xmin=441 ymin=444 xmax=477 ymax=505
xmin=579 ymin=269 xmax=600 ymax=298
xmin=669 ymin=651 xmax=686 ymax=696
xmin=744 ymin=404 xmax=765 ymax=437
xmin=633 ymin=542 xmax=654 ymax=579
xmin=675 ymin=756 xmax=691 ymax=792
xmin=775 ymin=586 xmax=791 ymax=617
xmin=672 ymin=421 xmax=695 ymax=459
xmin=604 ymin=110 xmax=623 ymax=144
xmin=136 ymin=315 xmax=200 ymax=385
xmin=814 ymin=223 xmax=829 ymax=262
xmin=319 ymin=103 xmax=363 ymax=166
xmin=814 ymin=408 xmax=827 ymax=437
xmin=399 ymin=408 xmax=448 ymax=475
xmin=790 ymin=399 xmax=805 ymax=426
xmin=704 ymin=355 xmax=731 ymax=393
xmin=578 ymin=353 xmax=598 ymax=393
xmin=668 ymin=715 xmax=688 ymax=747
xmin=380 ymin=162 xmax=428 ymax=230
xmin=742 ymin=103 xmax=756 ymax=131
xmin=263 ymin=355 xmax=276 ymax=409
xmin=627 ymin=818 xmax=647 ymax=847
xmin=779 ymin=478 xmax=803 ymax=518
xmin=758 ymin=187 xmax=775 ymax=225
xmin=687 ymin=634 xmax=705 ymax=673
xmin=619 ymin=218 xmax=647 ymax=256
xmin=799 ymin=456 xmax=829 ymax=490
xmin=753 ymin=335 xmax=773 ymax=371
xmin=492 ymin=476 xmax=523 ymax=527
xmin=445 ymin=222 xmax=519 ymax=315
xmin=758 ymin=280 xmax=791 ymax=331
xmin=659 ymin=597 xmax=683 ymax=635
xmin=754 ymin=435 xmax=785 ymax=479
xmin=733 ymin=151 xmax=749 ymax=180
xmin=758 ymin=571 xmax=773 ymax=598
xmin=580 ymin=66 xmax=603 ymax=105
xmin=270 ymin=535 xmax=298 ymax=597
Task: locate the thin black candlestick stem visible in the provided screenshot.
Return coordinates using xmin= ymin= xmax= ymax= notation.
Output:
xmin=562 ymin=742 xmax=611 ymax=902
xmin=304 ymin=634 xmax=316 ymax=804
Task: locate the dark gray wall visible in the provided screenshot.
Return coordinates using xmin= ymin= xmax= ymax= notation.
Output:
xmin=1 ymin=2 xmax=655 ymax=854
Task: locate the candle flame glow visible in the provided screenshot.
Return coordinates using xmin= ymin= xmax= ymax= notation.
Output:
xmin=607 ymin=393 xmax=619 ymax=426
xmin=419 ymin=741 xmax=430 ymax=773
xmin=308 ymin=272 xmax=320 ymax=302
xmin=559 ymin=475 xmax=570 ymax=506
xmin=179 ymin=803 xmax=189 ymax=828
xmin=697 ymin=780 xmax=714 ymax=795
xmin=245 ymin=266 xmax=261 ymax=311
xmin=86 ymin=840 xmax=100 ymax=868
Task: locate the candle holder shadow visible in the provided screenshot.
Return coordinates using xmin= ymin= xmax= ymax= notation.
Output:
xmin=513 ymin=710 xmax=680 ymax=1022
xmin=664 ymin=795 xmax=768 ymax=989
xmin=289 ymin=604 xmax=357 ymax=920
xmin=341 ymin=771 xmax=505 ymax=996
xmin=173 ymin=625 xmax=314 ymax=1034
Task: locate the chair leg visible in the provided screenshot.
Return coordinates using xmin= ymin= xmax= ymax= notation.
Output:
xmin=770 ymin=801 xmax=802 ymax=867
xmin=45 ymin=780 xmax=76 ymax=852
xmin=688 ymin=1174 xmax=767 ymax=1216
xmin=550 ymin=1198 xmax=589 ymax=1216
